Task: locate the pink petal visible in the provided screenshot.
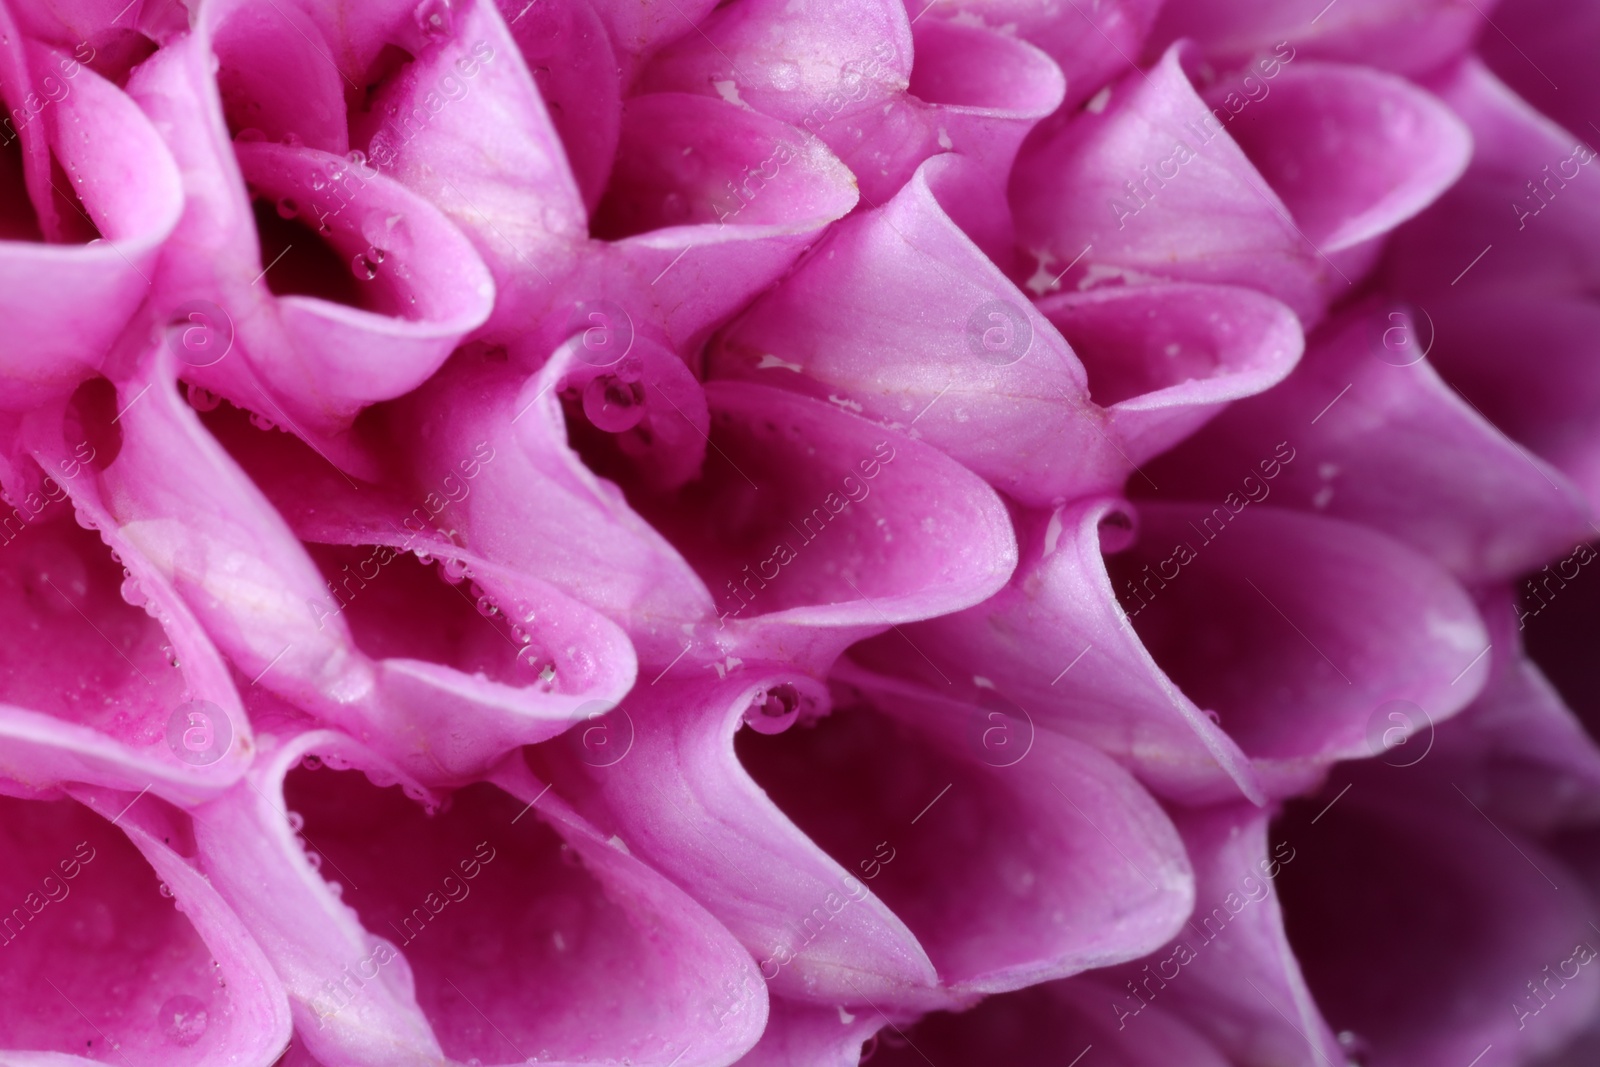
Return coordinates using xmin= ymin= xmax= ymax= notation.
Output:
xmin=0 ymin=777 xmax=290 ymax=1066
xmin=0 ymin=38 xmax=182 ymax=408
xmin=533 ymin=667 xmax=1190 ymax=1011
xmin=1145 ymin=301 xmax=1595 ymax=581
xmin=195 ymin=729 xmax=767 ymax=1067
xmin=1201 ymin=61 xmax=1469 ymax=255
xmin=1112 ymin=802 xmax=1344 ymax=1067
xmin=861 ymin=498 xmax=1264 ymax=805
xmin=1148 ymin=0 xmax=1494 ymax=77
xmin=1037 ymin=282 xmax=1303 ymax=465
xmin=910 ymin=0 xmax=1161 ymax=112
xmin=713 ymin=158 xmax=1299 ymax=506
xmin=1118 ymin=502 xmax=1489 ymax=797
xmin=1010 ymin=44 xmax=1324 ymax=320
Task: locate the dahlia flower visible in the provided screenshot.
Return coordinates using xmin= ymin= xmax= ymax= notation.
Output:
xmin=1 ymin=0 xmax=1598 ymax=1065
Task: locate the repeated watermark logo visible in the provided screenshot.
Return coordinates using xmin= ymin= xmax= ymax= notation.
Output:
xmin=1517 ymin=540 xmax=1598 ymax=630
xmin=965 ymin=300 xmax=1033 ymax=367
xmin=562 ymin=699 xmax=635 ymax=768
xmin=1513 ymin=938 xmax=1598 ymax=1031
xmin=967 ymin=687 xmax=1035 ymax=768
xmin=566 ymin=300 xmax=634 ymax=367
xmin=1112 ymin=838 xmax=1297 ymax=1029
xmin=1110 ymin=42 xmax=1296 ymax=231
xmin=0 ymin=840 xmax=98 ymax=949
xmin=1117 ymin=441 xmax=1298 ymax=619
xmin=1514 ymin=140 xmax=1596 ymax=231
xmin=165 ymin=300 xmax=235 ymax=368
xmin=308 ymin=840 xmax=498 ymax=1029
xmin=166 ymin=699 xmax=234 ymax=766
xmin=1363 ymin=699 xmax=1434 ymax=768
xmin=1370 ymin=305 xmax=1434 ymax=367
xmin=1 ymin=42 xmax=95 ymax=148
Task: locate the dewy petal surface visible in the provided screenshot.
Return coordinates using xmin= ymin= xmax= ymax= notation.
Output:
xmin=1146 ymin=301 xmax=1595 ymax=581
xmin=0 ymin=768 xmax=289 ymax=1067
xmin=529 ymin=667 xmax=1191 ymax=1012
xmin=195 ymin=729 xmax=767 ymax=1067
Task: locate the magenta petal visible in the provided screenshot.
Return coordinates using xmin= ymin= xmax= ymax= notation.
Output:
xmin=494 ymin=0 xmax=622 ymax=211
xmin=0 ymin=779 xmax=290 ymax=1066
xmin=661 ymin=380 xmax=1018 ymax=650
xmin=65 ymin=350 xmax=626 ymax=783
xmin=128 ymin=33 xmax=497 ymax=475
xmin=711 ymin=156 xmax=1123 ymax=506
xmin=863 ymin=975 xmax=1232 ymax=1067
xmin=208 ymin=0 xmax=348 ymax=154
xmin=197 ymin=729 xmax=767 ymax=1067
xmin=535 ymin=667 xmax=1189 ymax=1010
xmin=532 ymin=672 xmax=944 ymax=1011
xmin=1203 ymin=61 xmax=1469 ymax=255
xmin=1383 ymin=62 xmax=1600 ymax=513
xmin=397 ymin=347 xmax=716 ymax=664
xmin=1011 ymin=44 xmax=1325 ymax=320
xmin=592 ymin=92 xmax=860 ymax=353
xmin=914 ymin=0 xmax=1161 ymax=113
xmin=0 ymin=42 xmax=182 ymax=408
xmin=355 ymin=0 xmax=585 ymax=317
xmin=1418 ymin=588 xmax=1600 ymax=832
xmin=1112 ymin=802 xmax=1343 ymax=1067
xmin=1121 ymin=503 xmax=1490 ymax=797
xmin=866 ymin=499 xmax=1262 ymax=805
xmin=403 ymin=346 xmax=1014 ymax=671
xmin=640 ymin=0 xmax=914 ymax=137
xmin=1481 ymin=0 xmax=1600 ymax=150
xmin=642 ymin=0 xmax=1061 ymax=204
xmin=734 ymin=997 xmax=881 ymax=1067
xmin=1146 ymin=301 xmax=1595 ymax=581
xmin=1148 ymin=0 xmax=1491 ymax=77
xmin=1038 ymin=282 xmax=1303 ymax=464
xmin=0 ymin=392 xmax=254 ymax=800
xmin=1277 ymin=767 xmax=1600 ymax=1067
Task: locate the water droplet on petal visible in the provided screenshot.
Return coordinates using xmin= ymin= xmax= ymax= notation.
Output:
xmin=157 ymin=881 xmax=174 ymax=899
xmin=1337 ymin=1030 xmax=1371 ymax=1066
xmin=581 ymin=375 xmax=646 ymax=432
xmin=743 ymin=683 xmax=801 ymax=735
xmin=275 ymin=197 xmax=299 ymax=219
xmin=414 ymin=0 xmax=453 ymax=39
xmin=475 ymin=595 xmax=499 ymax=618
xmin=352 ymin=252 xmax=379 ymax=280
xmin=120 ymin=573 xmax=147 ymax=608
xmin=286 ymin=811 xmax=306 ymax=833
xmin=441 ymin=556 xmax=470 ymax=583
xmin=248 ymin=411 xmax=276 ymax=432
xmin=185 ymin=383 xmax=221 ymax=412
xmin=158 ymin=995 xmax=209 ymax=1047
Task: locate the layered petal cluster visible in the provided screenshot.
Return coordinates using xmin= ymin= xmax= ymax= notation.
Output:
xmin=0 ymin=0 xmax=1597 ymax=1066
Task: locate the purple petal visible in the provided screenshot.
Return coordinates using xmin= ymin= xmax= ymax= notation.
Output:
xmin=195 ymin=728 xmax=767 ymax=1067
xmin=0 ymin=777 xmax=290 ymax=1066
xmin=1118 ymin=503 xmax=1489 ymax=797
xmin=1148 ymin=0 xmax=1493 ymax=77
xmin=532 ymin=667 xmax=1190 ymax=1010
xmin=1276 ymin=766 xmax=1600 ymax=1066
xmin=863 ymin=498 xmax=1264 ymax=805
xmin=1145 ymin=301 xmax=1595 ymax=581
